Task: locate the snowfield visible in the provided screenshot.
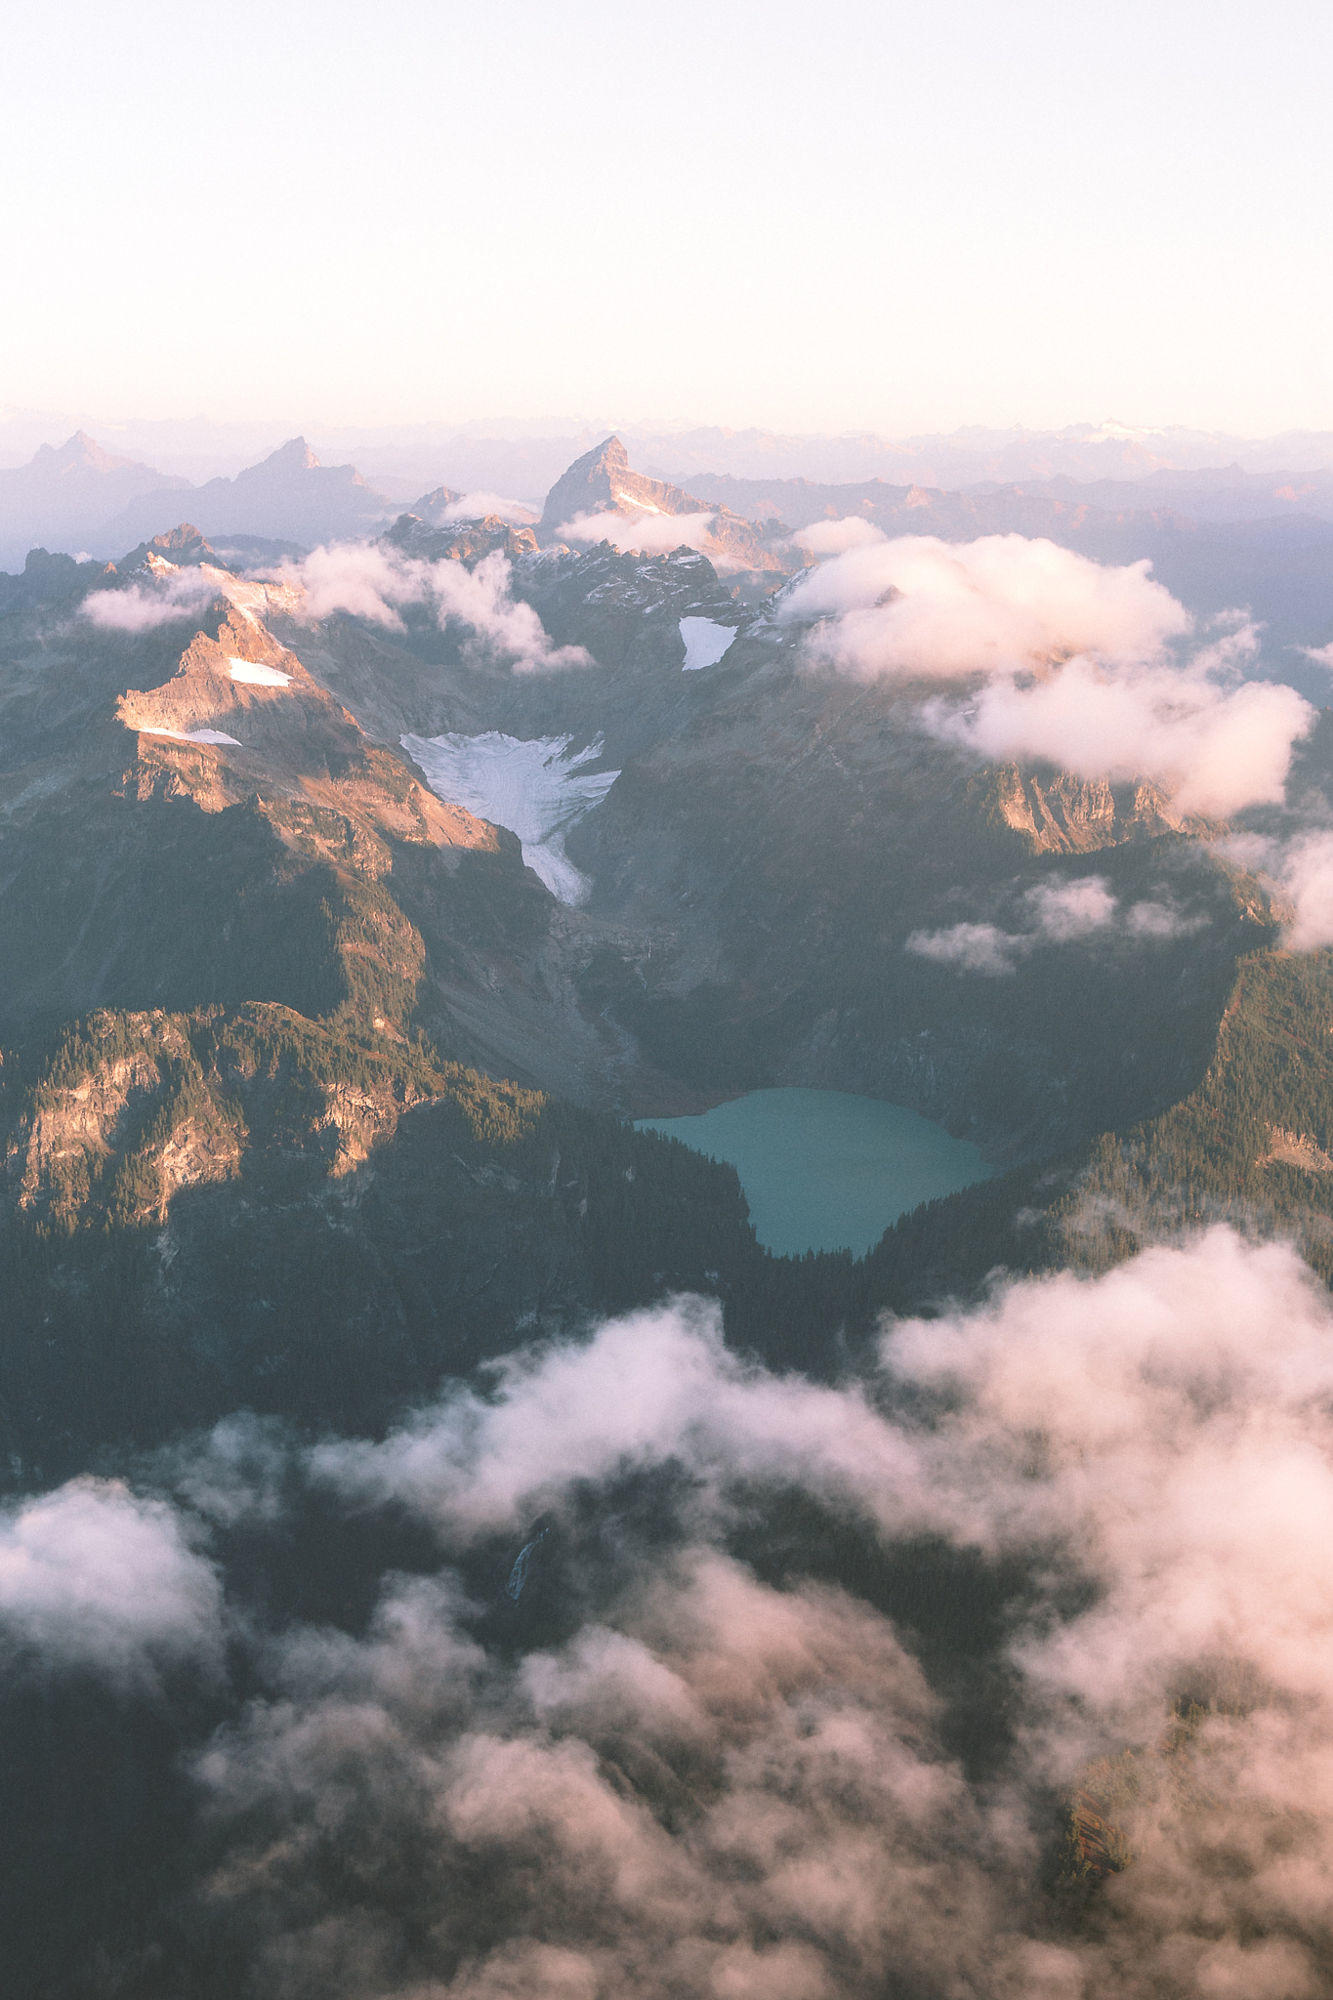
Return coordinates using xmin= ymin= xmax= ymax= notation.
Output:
xmin=139 ymin=727 xmax=242 ymax=746
xmin=401 ymin=732 xmax=620 ymax=905
xmin=228 ymin=658 xmax=292 ymax=686
xmin=679 ymin=616 xmax=735 ymax=670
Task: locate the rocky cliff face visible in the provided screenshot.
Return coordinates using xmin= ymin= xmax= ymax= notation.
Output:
xmin=983 ymin=765 xmax=1205 ymax=850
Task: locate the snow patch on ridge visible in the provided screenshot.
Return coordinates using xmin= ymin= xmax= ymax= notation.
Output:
xmin=139 ymin=726 xmax=242 ymax=746
xmin=679 ymin=617 xmax=735 ymax=671
xmin=401 ymin=731 xmax=620 ymax=905
xmin=228 ymin=658 xmax=291 ymax=687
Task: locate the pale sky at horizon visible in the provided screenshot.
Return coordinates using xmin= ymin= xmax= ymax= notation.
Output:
xmin=3 ymin=0 xmax=1330 ymax=435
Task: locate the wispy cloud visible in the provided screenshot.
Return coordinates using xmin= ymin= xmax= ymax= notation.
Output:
xmin=1225 ymin=828 xmax=1333 ymax=950
xmin=439 ymin=491 xmax=538 ymax=525
xmin=81 ymin=568 xmax=222 ymax=632
xmin=907 ymin=873 xmax=1202 ymax=973
xmin=281 ymin=543 xmax=591 ymax=672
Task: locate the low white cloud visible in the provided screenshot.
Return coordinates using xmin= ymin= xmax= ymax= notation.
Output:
xmin=778 ymin=533 xmax=1190 ymax=679
xmin=309 ymin=1296 xmax=913 ymax=1537
xmin=80 ymin=561 xmax=293 ymax=634
xmin=556 ymin=508 xmax=724 ymax=561
xmin=440 ymin=491 xmax=538 ymax=525
xmin=1228 ymin=828 xmax=1333 ymax=950
xmin=1022 ymin=874 xmax=1119 ymax=939
xmin=1296 ymin=640 xmax=1333 ymax=669
xmin=938 ymin=655 xmax=1311 ymax=819
xmin=0 ymin=1478 xmax=222 ymax=1687
xmin=907 ymin=874 xmax=1201 ymax=973
xmin=81 ymin=567 xmax=221 ymax=632
xmin=281 ymin=543 xmax=590 ymax=673
xmin=789 ymin=516 xmax=886 ymax=556
xmin=775 ymin=534 xmax=1314 ymax=817
xmin=906 ymin=919 xmax=1021 ymax=975
xmin=1276 ymin=831 xmax=1333 ymax=949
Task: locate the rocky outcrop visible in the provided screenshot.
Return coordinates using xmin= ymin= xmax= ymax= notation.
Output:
xmin=382 ymin=512 xmax=539 ymax=562
xmin=984 ymin=766 xmax=1202 ymax=852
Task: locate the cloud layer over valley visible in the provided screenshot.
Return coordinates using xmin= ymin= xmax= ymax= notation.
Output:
xmin=14 ymin=1234 xmax=1333 ymax=1994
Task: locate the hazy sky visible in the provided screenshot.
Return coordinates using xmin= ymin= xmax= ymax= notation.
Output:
xmin=4 ymin=0 xmax=1329 ymax=434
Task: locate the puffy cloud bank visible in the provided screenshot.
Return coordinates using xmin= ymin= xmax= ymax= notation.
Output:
xmin=789 ymin=515 xmax=887 ymax=556
xmin=282 ymin=543 xmax=590 ymax=672
xmin=0 ymin=1477 xmax=222 ymax=1687
xmin=779 ymin=532 xmax=1191 ymax=678
xmin=778 ymin=534 xmax=1314 ymax=817
xmin=908 ymin=872 xmax=1201 ymax=975
xmin=37 ymin=1231 xmax=1310 ymax=1995
xmin=21 ymin=1234 xmax=1333 ymax=1993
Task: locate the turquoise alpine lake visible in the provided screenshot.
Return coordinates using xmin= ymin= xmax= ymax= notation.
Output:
xmin=634 ymin=1087 xmax=994 ymax=1258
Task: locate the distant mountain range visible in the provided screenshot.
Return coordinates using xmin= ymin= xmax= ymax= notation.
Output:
xmin=8 ymin=408 xmax=1333 ymax=507
xmin=5 ymin=431 xmax=1333 ymax=697
xmin=0 ymin=432 xmax=401 ymax=568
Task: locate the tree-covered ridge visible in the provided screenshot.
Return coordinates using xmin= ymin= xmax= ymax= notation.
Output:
xmin=1047 ymin=946 xmax=1333 ymax=1276
xmin=857 ymin=944 xmax=1333 ymax=1314
xmin=0 ymin=1002 xmax=766 ymax=1482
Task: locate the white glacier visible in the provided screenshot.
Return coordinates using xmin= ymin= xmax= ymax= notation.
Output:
xmin=679 ymin=616 xmax=734 ymax=671
xmin=401 ymin=731 xmax=620 ymax=905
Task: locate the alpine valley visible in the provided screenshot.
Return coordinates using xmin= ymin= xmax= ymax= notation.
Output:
xmin=7 ymin=426 xmax=1333 ymax=1998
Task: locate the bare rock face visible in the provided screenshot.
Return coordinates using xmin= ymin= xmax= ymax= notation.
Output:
xmin=985 ymin=766 xmax=1205 ymax=853
xmin=115 ymin=606 xmax=502 ymax=860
